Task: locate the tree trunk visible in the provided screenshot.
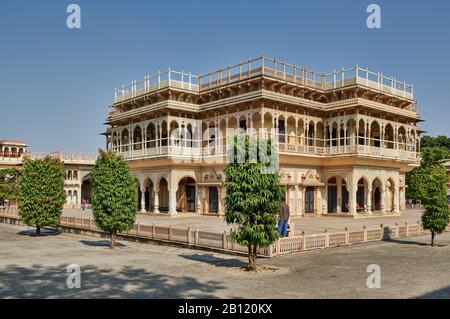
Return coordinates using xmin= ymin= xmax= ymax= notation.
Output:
xmin=110 ymin=231 xmax=116 ymax=249
xmin=36 ymin=225 xmax=41 ymax=237
xmin=248 ymin=245 xmax=252 ymax=269
xmin=431 ymin=231 xmax=435 ymax=247
xmin=252 ymin=244 xmax=258 ymax=270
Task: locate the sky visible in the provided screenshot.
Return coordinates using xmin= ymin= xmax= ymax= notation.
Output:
xmin=0 ymin=0 xmax=449 ymax=153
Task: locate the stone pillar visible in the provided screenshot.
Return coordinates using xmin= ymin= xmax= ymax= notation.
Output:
xmin=195 ymin=185 xmax=202 ymax=214
xmin=380 ymin=187 xmax=386 ymax=213
xmin=153 ymin=188 xmax=160 ymax=214
xmin=400 ymin=187 xmax=405 ymax=211
xmin=302 ymin=186 xmax=306 ymax=216
xmin=393 ymin=183 xmax=400 ymax=213
xmin=349 ymin=182 xmax=357 ymax=216
xmin=367 ymin=186 xmax=373 ymax=213
xmin=337 ymin=177 xmax=342 ymax=213
xmin=294 ymin=184 xmax=299 ymax=216
xmin=168 ymin=182 xmax=177 ymax=215
xmin=140 ymin=186 xmax=146 ymax=213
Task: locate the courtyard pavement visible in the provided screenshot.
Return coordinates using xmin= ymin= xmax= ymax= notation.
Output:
xmin=0 ymin=223 xmax=449 ymax=298
xmin=63 ymin=208 xmax=425 ymax=235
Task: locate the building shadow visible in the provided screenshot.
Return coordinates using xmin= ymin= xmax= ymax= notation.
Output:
xmin=416 ymin=285 xmax=450 ymax=299
xmin=0 ymin=264 xmax=225 ymax=298
xmin=179 ymin=253 xmax=248 ymax=269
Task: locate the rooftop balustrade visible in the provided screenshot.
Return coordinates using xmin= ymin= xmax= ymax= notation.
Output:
xmin=114 ymin=56 xmax=414 ymax=103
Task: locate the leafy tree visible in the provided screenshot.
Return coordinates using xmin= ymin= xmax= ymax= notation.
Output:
xmin=18 ymin=157 xmax=66 ymax=236
xmin=91 ymin=150 xmax=137 ymax=249
xmin=0 ymin=168 xmax=20 ymax=203
xmin=406 ymin=146 xmax=450 ymax=201
xmin=421 ymin=135 xmax=450 ymax=150
xmin=421 ymin=164 xmax=449 ymax=246
xmin=223 ymin=135 xmax=284 ymax=271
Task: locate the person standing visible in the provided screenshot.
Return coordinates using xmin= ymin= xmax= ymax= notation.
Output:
xmin=277 ymin=197 xmax=290 ymax=237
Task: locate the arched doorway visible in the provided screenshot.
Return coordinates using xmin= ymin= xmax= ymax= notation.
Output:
xmin=370 ymin=121 xmax=381 ymax=147
xmin=144 ymin=178 xmax=154 ymax=212
xmin=177 ymin=177 xmax=196 ymax=212
xmin=158 ymin=178 xmax=169 ymax=212
xmin=327 ymin=177 xmax=349 ymax=214
xmin=341 ymin=179 xmax=349 ymax=213
xmin=305 ymin=186 xmax=315 ymax=214
xmin=208 ymin=187 xmax=219 ymax=213
xmin=81 ymin=176 xmax=92 ymax=205
xmin=372 ymin=178 xmax=383 ymax=211
xmin=356 ymin=177 xmax=368 ymax=212
xmin=327 ymin=177 xmax=338 ymax=213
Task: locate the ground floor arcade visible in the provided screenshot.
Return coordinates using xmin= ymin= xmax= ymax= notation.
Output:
xmin=132 ymin=166 xmax=406 ymax=217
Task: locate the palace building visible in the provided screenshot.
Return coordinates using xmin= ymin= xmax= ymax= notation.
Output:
xmin=105 ymin=56 xmax=422 ymax=217
xmin=0 ymin=141 xmax=95 ymax=209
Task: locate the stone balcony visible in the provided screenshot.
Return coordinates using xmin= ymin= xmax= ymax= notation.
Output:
xmin=114 ymin=141 xmax=419 ymax=163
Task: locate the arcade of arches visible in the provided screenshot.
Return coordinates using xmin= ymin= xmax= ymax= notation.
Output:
xmin=132 ymin=168 xmax=404 ymax=217
xmin=134 ymin=171 xmax=225 ymax=215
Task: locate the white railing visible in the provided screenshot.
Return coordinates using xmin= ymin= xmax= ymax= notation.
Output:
xmin=112 ymin=135 xmax=418 ymax=162
xmin=3 ymin=210 xmax=447 ymax=257
xmin=114 ymin=56 xmax=414 ymax=103
xmin=197 ymin=56 xmax=413 ymax=99
xmin=25 ymin=152 xmax=97 ymax=164
xmin=115 ymin=69 xmax=199 ymax=103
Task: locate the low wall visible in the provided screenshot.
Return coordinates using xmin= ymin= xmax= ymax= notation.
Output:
xmin=1 ymin=208 xmax=449 ymax=258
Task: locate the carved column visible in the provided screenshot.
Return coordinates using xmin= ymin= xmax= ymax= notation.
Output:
xmin=367 ymin=185 xmax=373 ymax=214
xmin=153 ymin=188 xmax=160 ymax=214
xmin=337 ymin=177 xmax=342 ymax=213
xmin=140 ymin=185 xmax=146 ymax=213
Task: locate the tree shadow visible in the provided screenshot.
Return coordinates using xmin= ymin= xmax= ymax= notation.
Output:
xmin=179 ymin=253 xmax=248 ymax=269
xmin=416 ymin=285 xmax=450 ymax=299
xmin=79 ymin=240 xmax=127 ymax=248
xmin=17 ymin=228 xmax=61 ymax=237
xmin=0 ymin=264 xmax=225 ymax=298
xmin=386 ymin=238 xmax=447 ymax=247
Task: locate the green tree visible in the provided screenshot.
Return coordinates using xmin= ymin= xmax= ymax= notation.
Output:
xmin=421 ymin=135 xmax=450 ymax=150
xmin=91 ymin=150 xmax=137 ymax=249
xmin=0 ymin=168 xmax=20 ymax=203
xmin=18 ymin=157 xmax=66 ymax=236
xmin=223 ymin=135 xmax=284 ymax=271
xmin=406 ymin=147 xmax=450 ymax=202
xmin=421 ymin=164 xmax=449 ymax=246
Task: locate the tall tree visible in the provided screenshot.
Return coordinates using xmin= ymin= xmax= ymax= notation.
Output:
xmin=223 ymin=135 xmax=284 ymax=271
xmin=18 ymin=157 xmax=66 ymax=236
xmin=421 ymin=164 xmax=449 ymax=246
xmin=91 ymin=150 xmax=137 ymax=249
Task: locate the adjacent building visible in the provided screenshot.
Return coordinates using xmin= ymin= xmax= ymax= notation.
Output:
xmin=105 ymin=56 xmax=422 ymax=217
xmin=0 ymin=141 xmax=95 ymax=209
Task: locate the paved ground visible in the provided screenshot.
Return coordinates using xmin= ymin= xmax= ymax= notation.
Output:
xmin=63 ymin=208 xmax=424 ymax=234
xmin=0 ymin=223 xmax=449 ymax=298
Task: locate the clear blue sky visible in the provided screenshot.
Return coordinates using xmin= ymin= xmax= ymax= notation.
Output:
xmin=0 ymin=0 xmax=449 ymax=153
